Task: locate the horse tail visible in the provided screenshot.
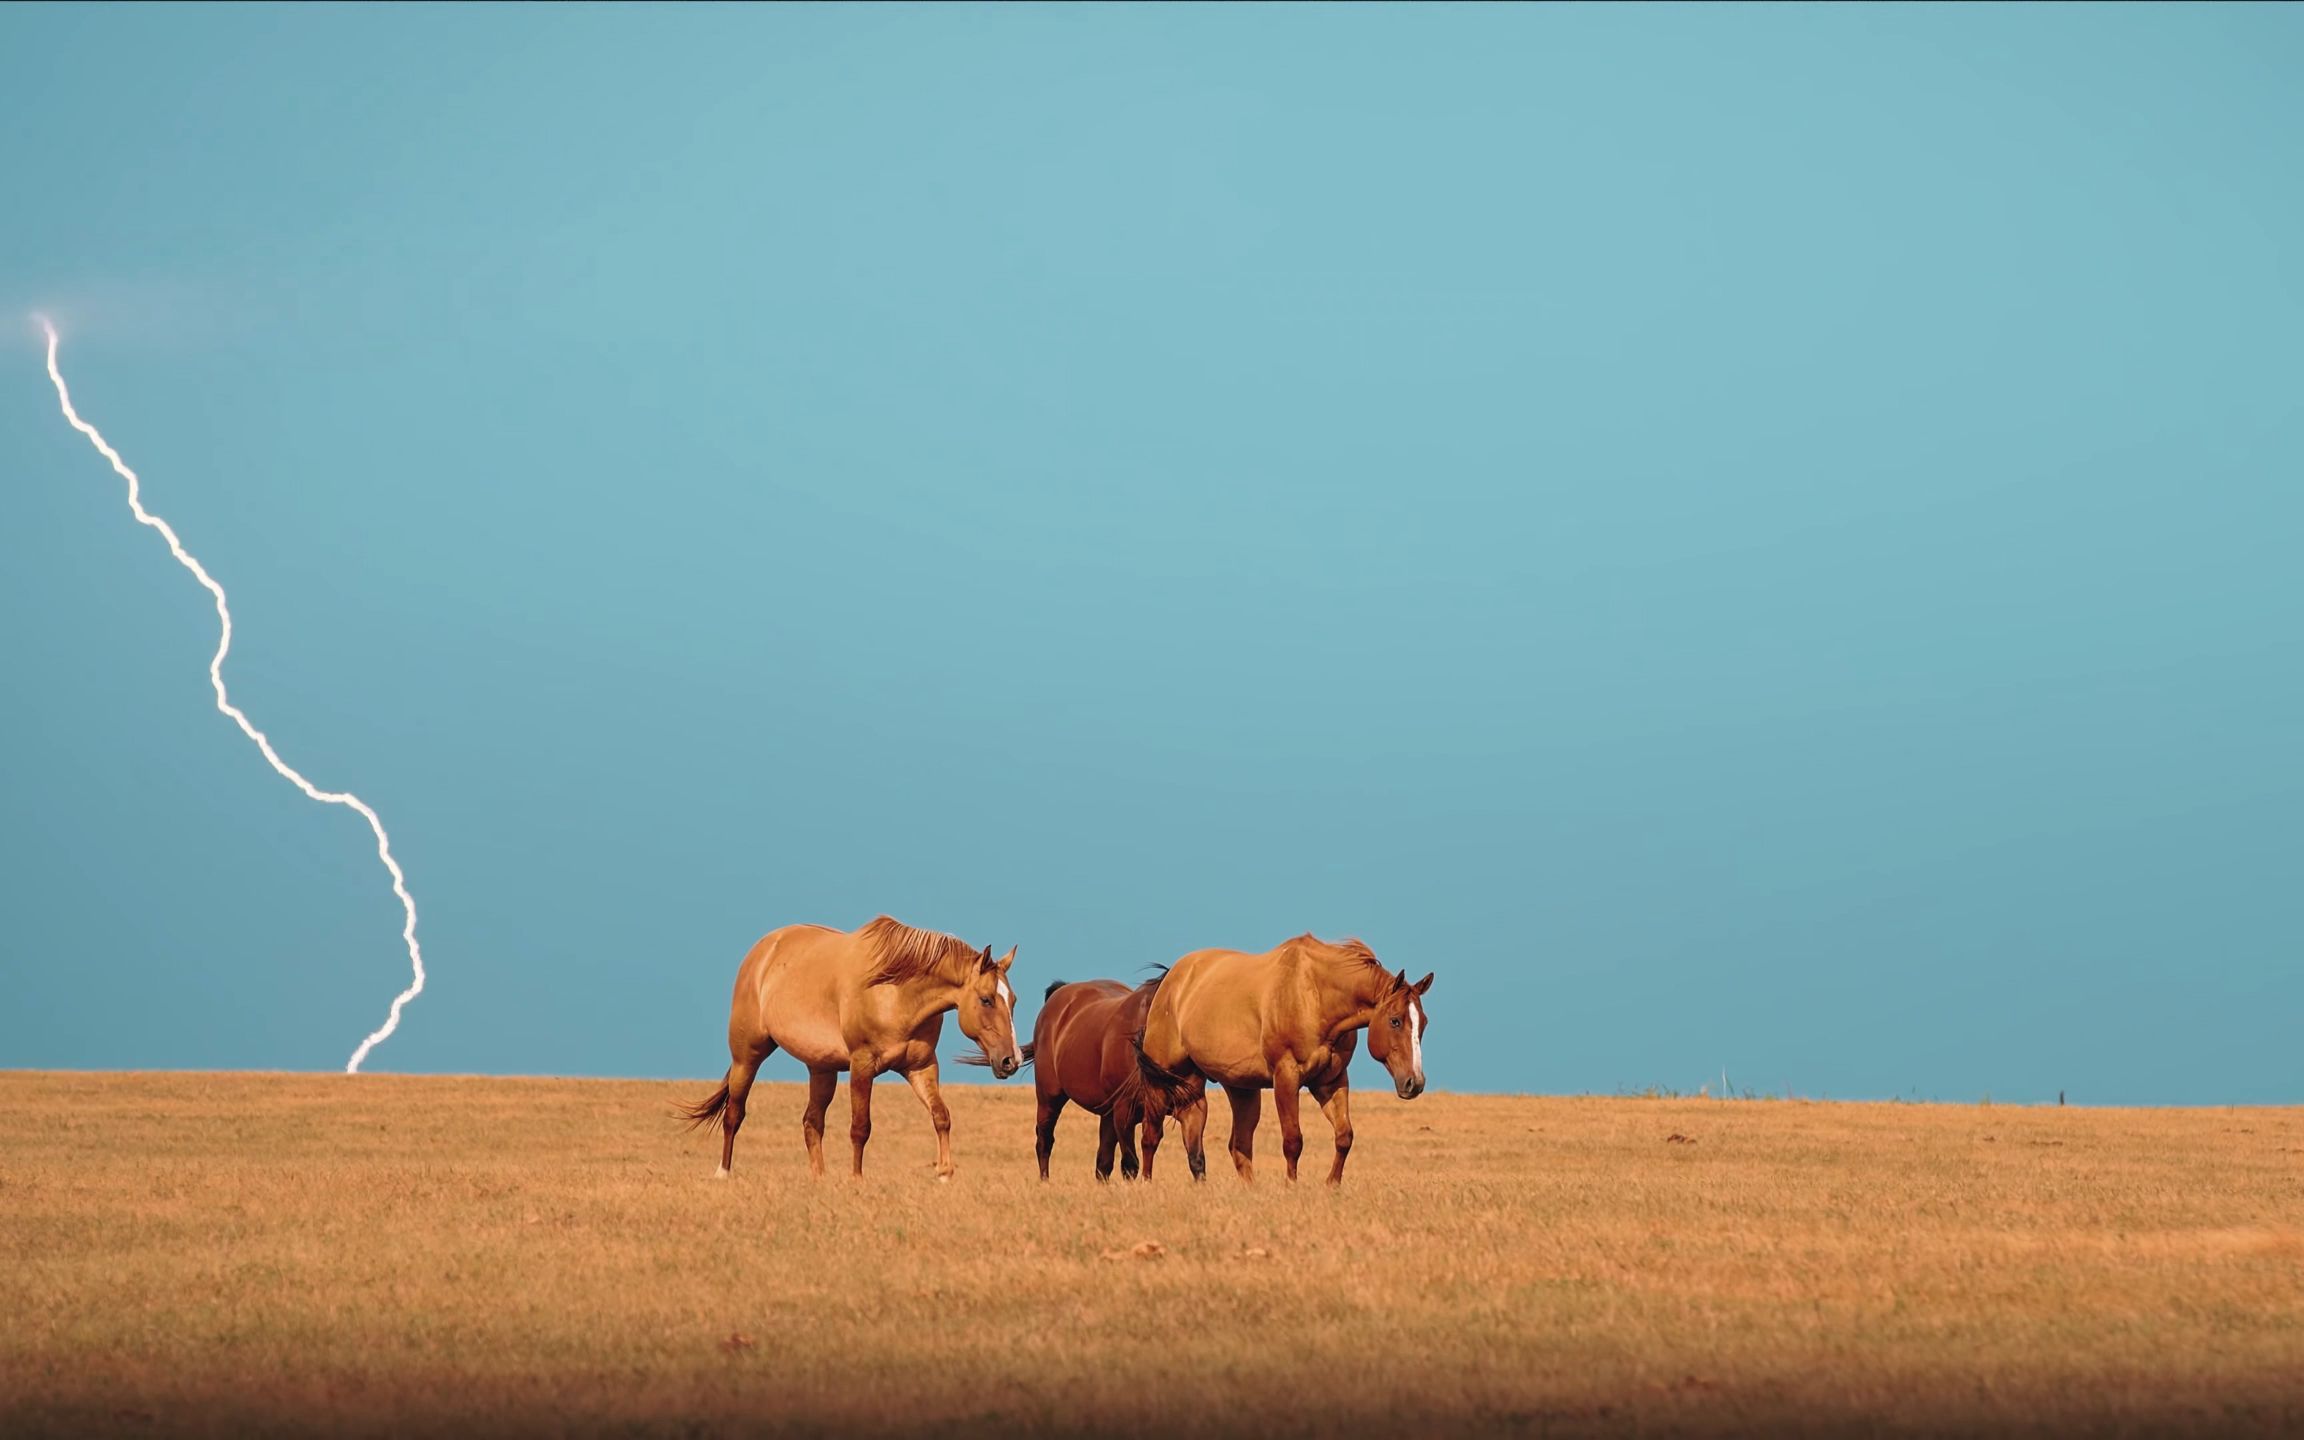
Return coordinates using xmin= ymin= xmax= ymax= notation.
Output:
xmin=957 ymin=1042 xmax=1036 ymax=1069
xmin=1127 ymin=967 xmax=1195 ymax=1116
xmin=1130 ymin=1025 xmax=1197 ymax=1117
xmin=678 ymin=1073 xmax=732 ymax=1133
xmin=1109 ymin=1055 xmax=1164 ymax=1124
xmin=1043 ymin=978 xmax=1067 ymax=1001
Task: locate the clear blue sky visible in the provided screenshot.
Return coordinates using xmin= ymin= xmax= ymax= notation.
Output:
xmin=3 ymin=4 xmax=2297 ymax=1103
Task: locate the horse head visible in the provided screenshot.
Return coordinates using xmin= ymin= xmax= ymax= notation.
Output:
xmin=956 ymin=944 xmax=1026 ymax=1079
xmin=1365 ymin=969 xmax=1434 ymax=1099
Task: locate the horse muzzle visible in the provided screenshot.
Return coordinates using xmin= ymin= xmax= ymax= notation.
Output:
xmin=1396 ymin=1077 xmax=1426 ymax=1100
xmin=994 ymin=1057 xmax=1021 ymax=1079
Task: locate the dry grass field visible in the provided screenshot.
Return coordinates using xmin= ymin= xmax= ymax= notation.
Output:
xmin=2 ymin=1072 xmax=2299 ymax=1438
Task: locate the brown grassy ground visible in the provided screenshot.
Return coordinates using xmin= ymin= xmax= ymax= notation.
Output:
xmin=1 ymin=1072 xmax=2299 ymax=1438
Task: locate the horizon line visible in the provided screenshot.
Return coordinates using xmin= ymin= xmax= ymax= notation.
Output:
xmin=1 ymin=1067 xmax=2292 ymax=1110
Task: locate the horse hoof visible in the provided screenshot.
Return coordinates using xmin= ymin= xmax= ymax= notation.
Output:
xmin=712 ymin=1167 xmax=730 ymax=1181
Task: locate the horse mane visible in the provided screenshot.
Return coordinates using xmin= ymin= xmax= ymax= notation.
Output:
xmin=1286 ymin=934 xmax=1401 ymax=995
xmin=858 ymin=915 xmax=978 ymax=986
xmin=1043 ymin=978 xmax=1068 ymax=1001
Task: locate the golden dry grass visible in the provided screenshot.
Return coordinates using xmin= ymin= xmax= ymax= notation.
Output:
xmin=2 ymin=1072 xmax=2300 ymax=1437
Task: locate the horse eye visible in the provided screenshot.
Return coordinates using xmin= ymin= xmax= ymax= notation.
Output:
xmin=1390 ymin=1017 xmax=1403 ymax=1029
xmin=979 ymin=996 xmax=993 ymax=1007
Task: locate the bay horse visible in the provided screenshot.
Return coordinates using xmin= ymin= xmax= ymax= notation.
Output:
xmin=680 ymin=916 xmax=1025 ymax=1181
xmin=1016 ymin=978 xmax=1208 ymax=1182
xmin=1135 ymin=935 xmax=1432 ymax=1184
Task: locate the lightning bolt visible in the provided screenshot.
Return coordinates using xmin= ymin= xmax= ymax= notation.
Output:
xmin=35 ymin=316 xmax=425 ymax=1073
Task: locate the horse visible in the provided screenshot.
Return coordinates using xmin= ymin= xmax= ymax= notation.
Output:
xmin=1135 ymin=935 xmax=1432 ymax=1185
xmin=680 ymin=916 xmax=1025 ymax=1181
xmin=1015 ymin=978 xmax=1208 ymax=1182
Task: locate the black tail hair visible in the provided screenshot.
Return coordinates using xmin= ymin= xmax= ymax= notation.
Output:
xmin=1043 ymin=978 xmax=1067 ymax=1001
xmin=958 ymin=1042 xmax=1036 ymax=1069
xmin=1130 ymin=1022 xmax=1205 ymax=1120
xmin=1127 ymin=964 xmax=1192 ymax=1105
xmin=678 ymin=1076 xmax=731 ymax=1133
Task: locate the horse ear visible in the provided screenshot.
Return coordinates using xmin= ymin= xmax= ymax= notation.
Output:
xmin=1395 ymin=968 xmax=1411 ymax=994
xmin=1414 ymin=972 xmax=1434 ymax=996
xmin=977 ymin=945 xmax=994 ymax=971
xmin=997 ymin=945 xmax=1017 ymax=973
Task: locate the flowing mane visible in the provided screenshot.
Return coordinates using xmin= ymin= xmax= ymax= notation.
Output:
xmin=859 ymin=915 xmax=978 ymax=986
xmin=1285 ymin=933 xmax=1398 ymax=994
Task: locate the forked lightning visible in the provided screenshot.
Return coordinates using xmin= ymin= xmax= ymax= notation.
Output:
xmin=36 ymin=317 xmax=426 ymax=1072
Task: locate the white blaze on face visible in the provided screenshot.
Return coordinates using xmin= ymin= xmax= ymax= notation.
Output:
xmin=997 ymin=977 xmax=1021 ymax=1065
xmin=1406 ymin=993 xmax=1425 ymax=1085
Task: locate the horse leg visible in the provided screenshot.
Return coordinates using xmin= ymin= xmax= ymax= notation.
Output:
xmin=1224 ymin=1085 xmax=1262 ymax=1183
xmin=847 ymin=1052 xmax=879 ymax=1178
xmin=1094 ymin=1111 xmax=1119 ymax=1182
xmin=1179 ymin=1092 xmax=1209 ymax=1182
xmin=1114 ymin=1101 xmax=1142 ymax=1181
xmin=716 ymin=1043 xmax=772 ymax=1179
xmin=1139 ymin=1111 xmax=1163 ymax=1180
xmin=800 ymin=1068 xmax=836 ymax=1178
xmin=902 ymin=1062 xmax=956 ymax=1181
xmin=1312 ymin=1079 xmax=1354 ymax=1186
xmin=1273 ymin=1063 xmax=1305 ymax=1182
xmin=1034 ymin=1092 xmax=1068 ymax=1181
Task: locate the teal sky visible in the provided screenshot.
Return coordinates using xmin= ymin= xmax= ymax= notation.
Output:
xmin=3 ymin=4 xmax=2297 ymax=1102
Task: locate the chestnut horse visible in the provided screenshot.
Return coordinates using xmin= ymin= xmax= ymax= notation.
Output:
xmin=1136 ymin=935 xmax=1432 ymax=1184
xmin=681 ymin=916 xmax=1025 ymax=1180
xmin=1021 ymin=978 xmax=1208 ymax=1182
